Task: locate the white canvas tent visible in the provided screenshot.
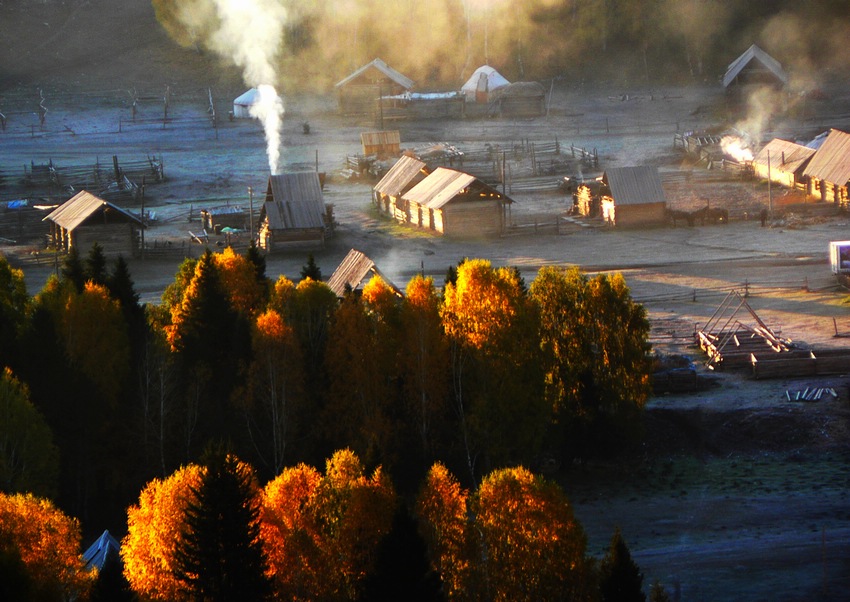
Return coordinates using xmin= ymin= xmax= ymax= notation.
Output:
xmin=461 ymin=65 xmax=510 ymax=103
xmin=232 ymin=88 xmax=260 ymax=118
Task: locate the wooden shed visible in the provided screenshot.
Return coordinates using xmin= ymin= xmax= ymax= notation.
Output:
xmin=201 ymin=206 xmax=249 ymax=233
xmin=335 ymin=58 xmax=414 ymax=115
xmin=752 ymin=139 xmax=815 ymax=189
xmin=801 ymin=129 xmax=850 ymax=206
xmin=43 ymin=190 xmax=144 ymax=257
xmin=361 ymin=130 xmax=401 ymax=158
xmin=401 ymin=167 xmax=512 ymax=237
xmin=372 ymin=155 xmax=430 ymax=220
xmin=326 ymin=248 xmax=403 ymax=299
xmin=599 ymin=166 xmax=667 ymax=227
xmin=258 ymin=172 xmax=329 ymax=251
xmin=492 ymin=82 xmax=546 ymax=117
xmin=722 ymin=44 xmax=788 ymax=91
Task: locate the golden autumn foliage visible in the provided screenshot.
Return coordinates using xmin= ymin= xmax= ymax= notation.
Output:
xmin=212 ymin=246 xmax=266 ymax=317
xmin=0 ymin=492 xmax=94 ymax=600
xmin=417 ymin=464 xmax=591 ymax=601
xmin=261 ymin=449 xmax=396 ymax=601
xmin=122 ymin=464 xmax=204 ymax=601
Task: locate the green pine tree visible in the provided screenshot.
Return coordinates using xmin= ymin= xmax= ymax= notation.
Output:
xmin=84 ymin=242 xmax=108 ymax=286
xmin=299 ymin=253 xmax=322 ymax=281
xmin=174 ymin=448 xmax=271 ymax=601
xmin=60 ymin=246 xmax=85 ymax=292
xmin=599 ymin=528 xmax=645 ymax=602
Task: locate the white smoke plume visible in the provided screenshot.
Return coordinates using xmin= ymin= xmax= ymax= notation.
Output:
xmin=177 ymin=0 xmax=287 ymax=174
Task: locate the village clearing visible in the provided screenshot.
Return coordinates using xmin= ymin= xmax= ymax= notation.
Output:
xmin=2 ymin=77 xmax=850 ymax=600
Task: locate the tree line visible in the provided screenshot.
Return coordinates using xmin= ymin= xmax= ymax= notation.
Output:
xmin=0 ymin=243 xmax=656 ymax=598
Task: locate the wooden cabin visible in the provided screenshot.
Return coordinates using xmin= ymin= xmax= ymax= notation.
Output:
xmin=752 ymin=139 xmax=815 ymax=189
xmin=599 ymin=166 xmax=667 ymax=227
xmin=258 ymin=172 xmax=329 ymax=251
xmin=335 ymin=58 xmax=414 ymax=116
xmin=801 ymin=129 xmax=850 ymax=206
xmin=326 ymin=248 xmax=403 ymax=299
xmin=372 ymin=155 xmax=430 ymax=221
xmin=201 ymin=206 xmax=248 ymax=233
xmin=361 ymin=130 xmax=401 ymax=158
xmin=401 ymin=167 xmax=512 ymax=237
xmin=722 ymin=44 xmax=788 ymax=93
xmin=492 ymin=82 xmax=546 ymax=117
xmin=43 ymin=190 xmax=144 ymax=256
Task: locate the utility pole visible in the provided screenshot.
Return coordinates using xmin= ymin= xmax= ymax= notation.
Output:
xmin=767 ymin=149 xmax=772 ymax=217
xmin=248 ymin=186 xmax=255 ymax=244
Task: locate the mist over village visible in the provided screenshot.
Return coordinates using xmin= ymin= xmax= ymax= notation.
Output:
xmin=1 ymin=1 xmax=850 ymax=600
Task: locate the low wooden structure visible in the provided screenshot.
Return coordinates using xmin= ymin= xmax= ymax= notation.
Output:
xmin=43 ymin=190 xmax=144 ymax=257
xmin=401 ymin=167 xmax=512 ymax=237
xmin=361 ymin=130 xmax=400 ymax=158
xmin=201 ymin=206 xmax=248 ymax=233
xmin=722 ymin=44 xmax=788 ymax=98
xmin=372 ymin=155 xmax=430 ymax=220
xmin=326 ymin=248 xmax=403 ymax=299
xmin=749 ymin=348 xmax=850 ymax=380
xmin=599 ymin=166 xmax=667 ymax=227
xmin=492 ymin=82 xmax=546 ymax=117
xmin=801 ymin=128 xmax=850 ymax=206
xmin=752 ymin=139 xmax=815 ymax=189
xmin=335 ymin=58 xmax=414 ymax=115
xmin=257 ymin=172 xmax=330 ymax=251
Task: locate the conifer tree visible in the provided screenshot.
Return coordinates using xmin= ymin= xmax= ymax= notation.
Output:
xmin=299 ymin=252 xmax=322 ymax=281
xmin=174 ymin=448 xmax=270 ymax=601
xmin=84 ymin=242 xmax=108 ymax=286
xmin=599 ymin=528 xmax=645 ymax=602
xmin=60 ymin=245 xmax=85 ymax=292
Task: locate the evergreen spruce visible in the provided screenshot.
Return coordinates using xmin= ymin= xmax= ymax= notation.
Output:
xmin=299 ymin=253 xmax=322 ymax=281
xmin=60 ymin=246 xmax=85 ymax=292
xmin=84 ymin=242 xmax=108 ymax=286
xmin=599 ymin=528 xmax=645 ymax=602
xmin=174 ymin=448 xmax=271 ymax=601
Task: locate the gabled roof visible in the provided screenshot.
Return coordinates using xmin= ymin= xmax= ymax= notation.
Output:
xmin=326 ymin=248 xmax=403 ymax=298
xmin=335 ymin=58 xmax=414 ymax=90
xmin=461 ymin=65 xmax=510 ymax=94
xmin=263 ymin=172 xmax=326 ymax=230
xmin=802 ymin=129 xmax=850 ymax=185
xmin=603 ymin=166 xmax=666 ymax=206
xmin=753 ymin=139 xmax=816 ymax=173
xmin=722 ymin=44 xmax=788 ymax=88
xmin=373 ymin=155 xmax=429 ymax=198
xmin=233 ymin=88 xmax=259 ymax=106
xmin=402 ymin=167 xmax=510 ymax=211
xmin=83 ymin=530 xmax=121 ymax=573
xmin=44 ymin=190 xmax=143 ymax=230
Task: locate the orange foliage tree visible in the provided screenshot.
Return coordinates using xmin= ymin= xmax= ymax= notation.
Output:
xmin=0 ymin=492 xmax=94 ymax=600
xmin=212 ymin=246 xmax=267 ymax=317
xmin=122 ymin=464 xmax=203 ymax=601
xmin=417 ymin=464 xmax=591 ymax=601
xmin=261 ymin=449 xmax=396 ymax=601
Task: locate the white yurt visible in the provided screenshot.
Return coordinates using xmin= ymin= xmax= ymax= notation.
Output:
xmin=461 ymin=65 xmax=510 ymax=103
xmin=232 ymin=88 xmax=260 ymax=118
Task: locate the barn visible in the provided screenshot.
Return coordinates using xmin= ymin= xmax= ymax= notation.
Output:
xmin=722 ymin=44 xmax=788 ymax=109
xmin=492 ymin=81 xmax=547 ymax=117
xmin=461 ymin=65 xmax=510 ymax=103
xmin=752 ymin=139 xmax=815 ymax=189
xmin=801 ymin=128 xmax=850 ymax=206
xmin=401 ymin=167 xmax=512 ymax=237
xmin=335 ymin=58 xmax=414 ymax=115
xmin=326 ymin=248 xmax=403 ymax=299
xmin=361 ymin=130 xmax=401 ymax=158
xmin=257 ymin=172 xmax=330 ymax=251
xmin=232 ymin=88 xmax=260 ymax=119
xmin=599 ymin=166 xmax=667 ymax=227
xmin=44 ymin=190 xmax=144 ymax=256
xmin=372 ymin=155 xmax=430 ymax=220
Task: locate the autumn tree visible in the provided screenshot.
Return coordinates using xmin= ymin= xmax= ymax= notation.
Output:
xmin=213 ymin=246 xmax=267 ymax=317
xmin=599 ymin=528 xmax=646 ymax=602
xmin=261 ymin=449 xmax=396 ymax=600
xmin=530 ymin=266 xmax=652 ymax=456
xmin=174 ymin=449 xmax=271 ymax=601
xmin=417 ymin=463 xmax=591 ymax=601
xmin=0 ymin=492 xmax=94 ymax=601
xmin=243 ymin=309 xmax=306 ymax=476
xmin=440 ymin=259 xmax=547 ymax=478
xmin=122 ymin=464 xmax=204 ymax=601
xmin=0 ymin=368 xmax=58 ymax=497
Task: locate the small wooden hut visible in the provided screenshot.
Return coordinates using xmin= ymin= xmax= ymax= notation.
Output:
xmin=752 ymin=139 xmax=815 ymax=189
xmin=492 ymin=82 xmax=546 ymax=117
xmin=326 ymin=248 xmax=403 ymax=299
xmin=801 ymin=128 xmax=850 ymax=205
xmin=201 ymin=206 xmax=248 ymax=233
xmin=372 ymin=155 xmax=430 ymax=220
xmin=43 ymin=190 xmax=144 ymax=256
xmin=401 ymin=167 xmax=512 ymax=237
xmin=361 ymin=130 xmax=401 ymax=158
xmin=258 ymin=172 xmax=329 ymax=251
xmin=722 ymin=44 xmax=788 ymax=92
xmin=599 ymin=166 xmax=667 ymax=227
xmin=335 ymin=58 xmax=414 ymax=115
